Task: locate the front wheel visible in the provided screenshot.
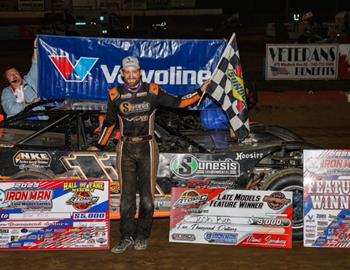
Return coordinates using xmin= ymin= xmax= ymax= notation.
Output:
xmin=261 ymin=168 xmax=304 ymax=240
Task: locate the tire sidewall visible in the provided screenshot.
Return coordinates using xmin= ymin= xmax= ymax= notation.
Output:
xmin=262 ymin=169 xmax=304 ymax=240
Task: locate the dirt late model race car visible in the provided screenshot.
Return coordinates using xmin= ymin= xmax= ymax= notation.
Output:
xmin=0 ymin=100 xmax=315 ymax=239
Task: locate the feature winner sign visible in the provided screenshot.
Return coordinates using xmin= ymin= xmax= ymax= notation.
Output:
xmin=265 ymin=44 xmax=338 ymax=80
xmin=0 ymin=180 xmax=109 ymax=250
xmin=170 ymin=188 xmax=293 ymax=248
xmin=304 ymin=150 xmax=350 ymax=248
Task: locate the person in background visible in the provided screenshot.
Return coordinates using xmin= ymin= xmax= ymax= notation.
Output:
xmin=1 ymin=38 xmax=40 ymax=118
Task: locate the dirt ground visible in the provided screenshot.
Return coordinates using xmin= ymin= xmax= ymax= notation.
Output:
xmin=0 ymin=100 xmax=350 ymax=270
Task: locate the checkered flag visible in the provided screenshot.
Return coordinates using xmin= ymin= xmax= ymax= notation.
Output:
xmin=207 ymin=33 xmax=250 ymax=141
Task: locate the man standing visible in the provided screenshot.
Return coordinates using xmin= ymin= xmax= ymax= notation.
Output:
xmin=90 ymin=56 xmax=209 ymax=253
xmin=1 ymin=38 xmax=40 ymax=118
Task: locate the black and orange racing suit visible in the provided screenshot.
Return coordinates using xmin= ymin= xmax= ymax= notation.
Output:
xmin=96 ymin=82 xmax=202 ymax=241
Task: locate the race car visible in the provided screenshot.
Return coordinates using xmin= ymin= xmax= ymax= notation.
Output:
xmin=0 ymin=99 xmax=315 ymax=239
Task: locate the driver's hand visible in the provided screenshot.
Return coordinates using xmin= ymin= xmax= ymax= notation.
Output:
xmin=200 ymin=80 xmax=211 ymax=94
xmin=34 ymin=36 xmax=38 ymax=48
xmin=93 ymin=126 xmax=102 ymax=135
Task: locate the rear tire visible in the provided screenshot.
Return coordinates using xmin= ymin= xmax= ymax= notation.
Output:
xmin=261 ymin=168 xmax=304 ymax=240
xmin=11 ymin=169 xmax=54 ymax=180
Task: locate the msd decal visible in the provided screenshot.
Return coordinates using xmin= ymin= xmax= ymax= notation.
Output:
xmin=49 ymin=55 xmax=98 ymax=82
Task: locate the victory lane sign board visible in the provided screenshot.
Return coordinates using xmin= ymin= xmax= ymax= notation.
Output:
xmin=304 ymin=150 xmax=350 ymax=248
xmin=0 ymin=180 xmax=109 ymax=250
xmin=170 ymin=188 xmax=293 ymax=248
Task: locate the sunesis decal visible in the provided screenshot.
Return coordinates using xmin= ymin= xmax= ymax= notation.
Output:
xmin=170 ymin=154 xmax=240 ymax=178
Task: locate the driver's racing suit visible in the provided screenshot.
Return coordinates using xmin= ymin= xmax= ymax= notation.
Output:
xmin=96 ymin=82 xmax=202 ymax=240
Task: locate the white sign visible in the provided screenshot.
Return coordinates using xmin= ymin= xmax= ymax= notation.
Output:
xmin=170 ymin=188 xmax=293 ymax=248
xmin=266 ymin=44 xmax=338 ymax=80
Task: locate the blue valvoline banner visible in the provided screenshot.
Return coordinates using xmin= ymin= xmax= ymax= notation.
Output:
xmin=38 ymin=35 xmax=226 ymax=100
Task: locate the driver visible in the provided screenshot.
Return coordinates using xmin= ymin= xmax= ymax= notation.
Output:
xmin=89 ymin=56 xmax=210 ymax=253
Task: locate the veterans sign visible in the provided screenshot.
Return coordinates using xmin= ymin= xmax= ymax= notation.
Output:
xmin=266 ymin=44 xmax=338 ymax=80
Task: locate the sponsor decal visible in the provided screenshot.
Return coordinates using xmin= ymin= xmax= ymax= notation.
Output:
xmin=329 ymin=222 xmax=340 ymax=228
xmin=263 ymin=192 xmax=291 ymax=210
xmin=171 ymin=233 xmax=196 ymax=241
xmin=124 ymin=115 xmax=149 ymax=122
xmin=3 ymin=183 xmax=53 ymax=210
xmin=13 ymin=151 xmax=51 ymax=167
xmin=235 ymin=152 xmax=264 ymax=161
xmin=9 ymin=243 xmax=22 ymax=248
xmin=136 ymin=92 xmax=147 ymax=97
xmin=305 ymin=225 xmax=317 ymax=230
xmin=65 ymin=182 xmax=104 ymax=211
xmin=102 ymin=65 xmax=211 ymax=85
xmin=186 ymin=180 xmax=210 ymax=188
xmin=49 ymin=55 xmax=98 ymax=82
xmin=173 ymin=190 xmax=208 ymax=209
xmin=0 ymin=190 xmax=6 ymax=208
xmin=305 ymin=240 xmax=316 ymax=245
xmin=305 ymin=233 xmax=316 ymax=238
xmin=305 ymin=214 xmax=315 ymax=223
xmin=120 ymin=93 xmax=132 ymax=99
xmin=317 ymin=226 xmax=328 ymax=232
xmin=314 ymin=237 xmax=327 ymax=245
xmin=317 ymin=221 xmax=329 ymax=226
xmin=305 ymin=229 xmax=316 ymax=233
xmin=305 ymin=151 xmax=350 ymax=176
xmin=23 ymin=242 xmax=36 ymax=247
xmin=0 ymin=144 xmax=13 ymax=148
xmin=207 ymin=180 xmax=233 ymax=189
xmin=119 ymin=101 xmax=150 ymax=114
xmin=204 ymin=232 xmax=237 ymax=244
xmin=328 ymin=214 xmax=338 ymax=220
xmin=170 ymin=155 xmax=240 ymax=178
